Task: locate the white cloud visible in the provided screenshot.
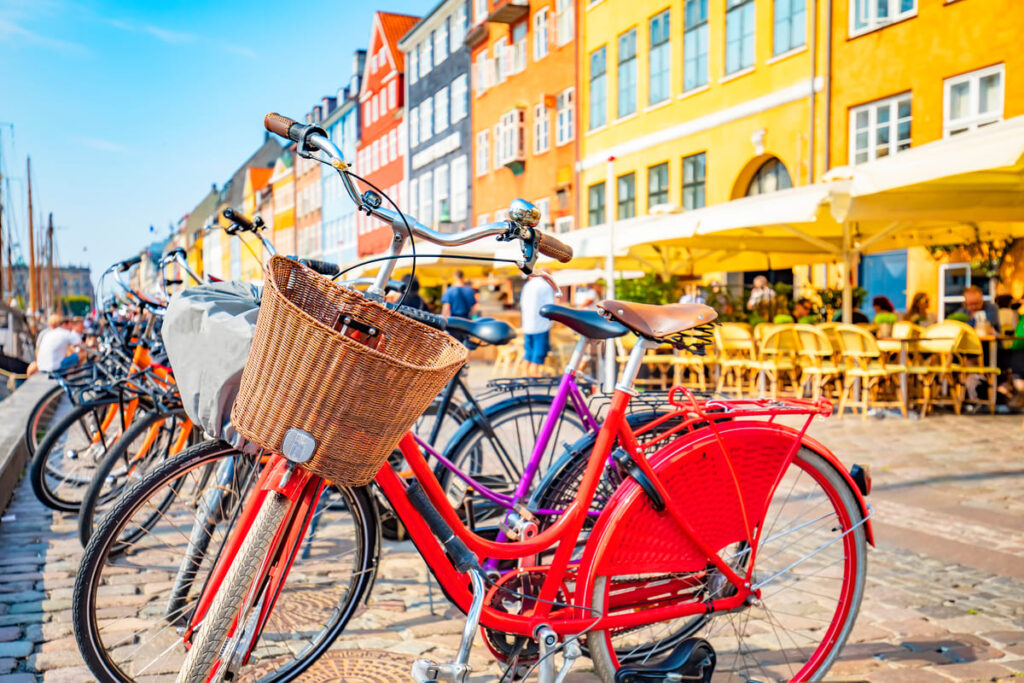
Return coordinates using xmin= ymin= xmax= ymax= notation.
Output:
xmin=0 ymin=17 xmax=89 ymax=55
xmin=220 ymin=43 xmax=257 ymax=59
xmin=105 ymin=18 xmax=196 ymax=45
xmin=76 ymin=136 xmax=130 ymax=153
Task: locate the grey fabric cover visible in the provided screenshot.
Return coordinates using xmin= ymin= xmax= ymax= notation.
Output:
xmin=163 ymin=281 xmax=261 ymax=440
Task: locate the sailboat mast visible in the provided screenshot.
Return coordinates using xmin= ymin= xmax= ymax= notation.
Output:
xmin=27 ymin=157 xmax=37 ymax=313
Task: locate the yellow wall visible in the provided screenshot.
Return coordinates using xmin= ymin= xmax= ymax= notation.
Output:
xmin=579 ymin=0 xmax=828 ymax=222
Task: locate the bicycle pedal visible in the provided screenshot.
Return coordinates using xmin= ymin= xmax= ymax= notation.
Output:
xmin=411 ymin=658 xmax=471 ymax=683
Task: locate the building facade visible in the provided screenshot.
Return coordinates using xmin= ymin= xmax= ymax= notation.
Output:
xmin=400 ymin=0 xmax=473 ymax=234
xmin=10 ymin=264 xmax=93 ymax=308
xmin=295 ymin=100 xmax=331 ymax=261
xmin=356 ymin=11 xmax=420 ymax=257
xmin=468 ymin=0 xmax=578 ymax=234
xmin=269 ymin=149 xmax=296 ymax=262
xmin=322 ymin=51 xmax=365 ymax=268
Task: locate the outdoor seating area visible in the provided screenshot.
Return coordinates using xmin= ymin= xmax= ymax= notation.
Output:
xmin=596 ymin=319 xmax=1010 ymax=419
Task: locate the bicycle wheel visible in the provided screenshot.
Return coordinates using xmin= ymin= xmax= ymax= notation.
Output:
xmin=436 ymin=394 xmax=587 ymax=528
xmin=25 ymin=384 xmax=67 ymax=456
xmin=73 ymin=440 xmax=380 ymax=683
xmin=177 ymin=490 xmax=291 ymax=683
xmin=586 ymin=447 xmax=868 ymax=683
xmin=78 ymin=409 xmax=197 ymax=547
xmin=29 ymin=397 xmax=145 ymax=512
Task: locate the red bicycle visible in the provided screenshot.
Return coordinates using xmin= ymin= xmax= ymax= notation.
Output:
xmin=77 ymin=114 xmax=873 ymax=683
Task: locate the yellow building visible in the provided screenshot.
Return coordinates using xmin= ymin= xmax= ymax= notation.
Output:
xmin=579 ymin=0 xmax=1024 ymax=314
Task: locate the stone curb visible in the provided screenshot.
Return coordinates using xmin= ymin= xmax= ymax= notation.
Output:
xmin=0 ymin=376 xmax=57 ymax=516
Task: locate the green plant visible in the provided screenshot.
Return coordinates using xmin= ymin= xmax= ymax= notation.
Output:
xmin=797 ymin=314 xmax=819 ymax=324
xmin=874 ymin=312 xmax=898 ymax=325
xmin=615 ymin=273 xmax=684 ymax=305
xmin=773 ymin=314 xmax=795 ymax=324
xmin=421 ymin=285 xmax=443 ymax=311
xmin=948 ymin=312 xmax=970 ymax=323
xmin=817 ymin=286 xmax=868 ymax=321
xmin=61 ymin=295 xmax=92 ymax=317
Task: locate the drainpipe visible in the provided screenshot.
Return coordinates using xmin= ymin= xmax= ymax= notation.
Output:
xmin=824 ymin=0 xmax=833 ymax=172
xmin=808 ymin=0 xmax=818 ymax=183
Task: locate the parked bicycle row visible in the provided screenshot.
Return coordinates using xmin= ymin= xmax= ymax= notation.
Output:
xmin=22 ymin=112 xmax=875 ymax=683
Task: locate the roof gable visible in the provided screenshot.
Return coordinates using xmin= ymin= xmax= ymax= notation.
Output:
xmin=361 ymin=11 xmax=419 ymax=88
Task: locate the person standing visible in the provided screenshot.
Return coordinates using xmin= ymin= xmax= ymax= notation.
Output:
xmin=520 ymin=273 xmax=556 ymax=377
xmin=440 ymin=270 xmax=478 ymax=319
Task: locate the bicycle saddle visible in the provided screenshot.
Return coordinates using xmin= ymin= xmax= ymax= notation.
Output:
xmin=446 ymin=317 xmax=516 ymax=346
xmin=614 ymin=637 xmax=716 ymax=682
xmin=598 ymin=299 xmax=717 ymax=341
xmin=540 ymin=304 xmax=627 ymax=340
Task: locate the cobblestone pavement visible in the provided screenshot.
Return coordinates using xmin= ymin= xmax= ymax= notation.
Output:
xmin=0 ymin=413 xmax=1022 ymax=682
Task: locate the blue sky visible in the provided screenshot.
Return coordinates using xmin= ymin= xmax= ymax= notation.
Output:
xmin=0 ymin=0 xmax=428 ymax=284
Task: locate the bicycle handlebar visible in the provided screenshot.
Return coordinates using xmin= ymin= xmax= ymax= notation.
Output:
xmin=536 ymin=230 xmax=572 ymax=263
xmin=222 ymin=208 xmax=254 ymax=232
xmin=300 ymin=258 xmax=340 ymax=277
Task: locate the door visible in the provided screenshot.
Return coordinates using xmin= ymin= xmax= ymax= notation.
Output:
xmin=858 ymin=250 xmax=907 ymax=316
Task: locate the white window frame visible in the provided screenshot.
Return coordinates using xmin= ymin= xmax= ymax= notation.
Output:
xmin=388 ymin=80 xmax=397 ymax=110
xmin=420 ymin=98 xmax=433 ymax=143
xmin=554 ymin=215 xmax=574 ymax=233
xmin=421 ymin=40 xmax=432 ymax=77
xmin=533 ymin=8 xmax=550 ymax=61
xmin=452 ymin=4 xmax=467 ymax=48
xmin=435 ymin=19 xmax=449 ymax=67
xmin=410 ymin=106 xmax=420 ymax=148
xmin=493 ymin=37 xmax=508 ymax=84
xmin=435 ymin=86 xmax=450 ymax=134
xmin=534 ymin=197 xmax=552 ymax=230
xmin=475 ymin=50 xmax=489 ymax=95
xmin=476 ymin=130 xmax=490 ymax=176
xmin=389 ymin=129 xmax=398 ymax=162
xmin=849 ymin=93 xmax=912 ymax=164
xmin=451 ymin=155 xmax=468 ymax=222
xmin=556 ymin=0 xmax=574 ymax=47
xmin=496 ymin=108 xmax=526 ymax=166
xmin=409 ymin=177 xmax=419 ymax=219
xmin=451 ymin=74 xmax=468 ymax=123
xmin=850 ymin=0 xmax=916 ymax=37
xmin=556 ymin=87 xmax=575 ymax=145
xmin=474 ymin=0 xmax=488 ymax=25
xmin=511 ymin=23 xmax=527 ymax=74
xmin=420 ymin=172 xmax=434 ymax=226
xmin=409 ymin=45 xmax=419 ymax=84
xmin=533 ymin=102 xmax=550 ymax=154
xmin=943 ymin=63 xmax=1004 ymax=137
xmin=435 ymin=163 xmax=450 ymax=222
xmin=478 ymin=212 xmax=489 ymax=225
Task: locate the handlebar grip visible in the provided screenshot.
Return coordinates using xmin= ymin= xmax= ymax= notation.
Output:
xmin=265 ymin=112 xmax=299 ymax=142
xmin=386 ymin=302 xmax=448 ymax=332
xmin=301 ymin=258 xmax=341 ymax=277
xmin=536 ymin=230 xmax=573 ymax=263
xmin=222 ymin=208 xmax=254 ymax=231
xmin=118 ymin=256 xmax=142 ymax=272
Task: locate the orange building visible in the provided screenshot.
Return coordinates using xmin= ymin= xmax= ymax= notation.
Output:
xmin=356 ymin=11 xmax=420 ymax=257
xmin=295 ymin=107 xmax=325 ymax=260
xmin=467 ymin=0 xmax=577 ymax=233
xmin=270 ymin=149 xmax=296 ymax=256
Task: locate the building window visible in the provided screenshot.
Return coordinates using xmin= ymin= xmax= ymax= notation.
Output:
xmin=451 ymin=155 xmax=468 ymax=221
xmin=452 ymin=4 xmax=467 ymax=47
xmin=648 ymin=162 xmax=669 ymax=209
xmin=534 ymin=8 xmax=550 ymax=61
xmin=478 ymin=213 xmax=489 ymax=225
xmin=588 ymin=182 xmax=606 ymax=226
xmin=556 ymin=88 xmax=575 ymax=144
xmin=851 ymin=0 xmax=915 ymax=36
xmin=589 ymin=46 xmax=607 ymax=130
xmin=850 ymin=93 xmax=911 ymax=163
xmin=746 ymin=157 xmax=792 ymax=195
xmin=421 ymin=40 xmax=433 ymax=77
xmin=511 ymin=22 xmax=527 ymax=73
xmin=410 ymin=46 xmax=419 ymax=84
xmin=371 ymin=139 xmax=379 ymax=170
xmin=435 ymin=18 xmax=449 ymax=66
xmin=944 ymin=64 xmax=1004 ymax=136
xmin=682 ymin=152 xmax=706 ymax=210
xmin=474 ymin=0 xmax=488 ymax=25
xmin=451 ymin=74 xmax=469 ymax=123
xmin=726 ymin=0 xmax=755 ymax=74
xmin=388 ymin=80 xmax=397 ymax=110
xmin=420 ymin=172 xmax=434 ymax=226
xmin=496 ymin=108 xmax=526 ymax=166
xmin=475 ymin=50 xmax=489 ymax=95
xmin=476 ymin=130 xmax=490 ymax=175
xmin=648 ymin=10 xmax=670 ymax=105
xmin=534 ymin=102 xmax=551 ymax=153
xmin=555 ymin=215 xmax=574 ymax=233
xmin=420 ymin=98 xmax=433 ymax=143
xmin=435 ymin=164 xmax=450 ymax=222
xmin=371 ymin=96 xmax=379 ymax=122
xmin=534 ymin=197 xmax=551 ymax=229
xmin=410 ymin=107 xmax=420 ymax=148
xmin=617 ymin=172 xmax=636 ymax=220
xmin=617 ymin=28 xmax=637 ymax=118
xmin=389 ymin=129 xmax=398 ymax=162
xmin=773 ymin=0 xmax=805 ymax=55
xmin=556 ymin=0 xmax=574 ymax=46
xmin=435 ymin=87 xmax=450 ymax=133
xmin=684 ymin=0 xmax=709 ymax=91
xmin=493 ymin=37 xmax=508 ymax=84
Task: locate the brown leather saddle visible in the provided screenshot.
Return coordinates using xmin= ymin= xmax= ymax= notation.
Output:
xmin=597 ymin=299 xmax=718 ymax=352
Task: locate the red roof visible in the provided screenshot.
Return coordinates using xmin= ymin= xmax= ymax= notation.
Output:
xmin=246 ymin=167 xmax=273 ymax=193
xmin=377 ymin=12 xmax=419 ymax=73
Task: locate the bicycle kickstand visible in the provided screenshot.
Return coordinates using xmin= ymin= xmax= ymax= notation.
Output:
xmin=535 ymin=625 xmax=581 ymax=683
xmin=412 ymin=568 xmax=486 ymax=683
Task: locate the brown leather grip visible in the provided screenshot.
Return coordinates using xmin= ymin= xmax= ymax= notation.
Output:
xmin=264 ymin=112 xmax=298 ymax=141
xmin=536 ymin=231 xmax=573 ymax=263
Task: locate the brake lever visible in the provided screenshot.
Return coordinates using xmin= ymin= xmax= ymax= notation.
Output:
xmin=528 ymin=272 xmax=561 ymax=298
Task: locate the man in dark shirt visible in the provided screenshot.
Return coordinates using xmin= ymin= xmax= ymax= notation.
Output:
xmin=441 ymin=270 xmax=478 ymax=319
xmin=956 ymin=286 xmax=1000 ymax=331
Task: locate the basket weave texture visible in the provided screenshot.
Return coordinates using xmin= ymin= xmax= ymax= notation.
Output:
xmin=231 ymin=256 xmax=467 ymax=485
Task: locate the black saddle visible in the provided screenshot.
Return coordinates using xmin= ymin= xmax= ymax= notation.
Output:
xmin=614 ymin=637 xmax=716 ymax=682
xmin=540 ymin=304 xmax=626 ymax=340
xmin=446 ymin=317 xmax=516 ymax=346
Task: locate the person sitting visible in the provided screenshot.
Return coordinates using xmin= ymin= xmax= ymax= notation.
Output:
xmin=793 ymin=298 xmax=819 ymax=324
xmin=956 ymin=285 xmax=1000 ymax=332
xmin=872 ymin=296 xmax=896 ymax=321
xmin=995 ymin=294 xmax=1019 ymax=335
xmin=902 ymin=291 xmax=936 ymax=326
xmin=30 ymin=317 xmax=84 ymax=377
xmin=832 ymin=308 xmax=869 ymax=324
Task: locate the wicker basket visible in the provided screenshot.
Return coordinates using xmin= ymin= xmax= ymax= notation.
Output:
xmin=231 ymin=256 xmax=468 ymax=485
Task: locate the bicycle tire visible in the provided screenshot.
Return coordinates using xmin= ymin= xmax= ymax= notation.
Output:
xmin=73 ymin=440 xmax=380 ymax=683
xmin=77 ymin=409 xmax=192 ymax=547
xmin=29 ymin=398 xmax=143 ymax=512
xmin=177 ymin=490 xmax=290 ymax=683
xmin=24 ymin=384 xmax=66 ymax=456
xmin=436 ymin=394 xmax=586 ymax=528
xmin=585 ymin=447 xmax=868 ymax=683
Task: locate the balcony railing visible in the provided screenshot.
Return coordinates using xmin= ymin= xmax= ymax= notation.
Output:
xmin=488 ymin=0 xmax=528 ymax=24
